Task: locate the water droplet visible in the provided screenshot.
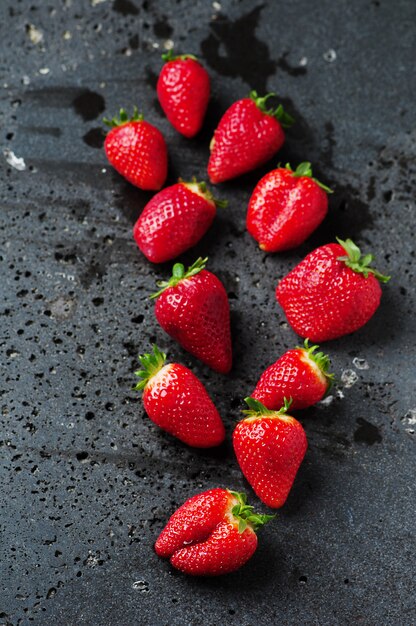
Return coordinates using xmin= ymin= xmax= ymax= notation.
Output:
xmin=323 ymin=49 xmax=337 ymax=62
xmin=352 ymin=357 xmax=369 ymax=370
xmin=133 ymin=580 xmax=149 ymax=592
xmin=341 ymin=369 xmax=359 ymax=388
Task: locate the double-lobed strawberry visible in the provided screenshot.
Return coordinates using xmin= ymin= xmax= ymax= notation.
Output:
xmin=276 ymin=238 xmax=390 ymax=342
xmin=247 ymin=162 xmax=332 ymax=252
xmin=135 ymin=345 xmax=225 ymax=448
xmin=151 ymin=258 xmax=232 ymax=374
xmin=155 ymin=488 xmax=274 ymax=575
xmin=208 ymin=91 xmax=294 ymax=184
xmin=104 ymin=107 xmax=167 ymax=190
xmin=133 ymin=179 xmax=226 ymax=264
xmin=157 ymin=51 xmax=210 ymax=138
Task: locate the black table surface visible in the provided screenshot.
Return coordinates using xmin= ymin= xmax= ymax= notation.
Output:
xmin=1 ymin=1 xmax=415 ymax=624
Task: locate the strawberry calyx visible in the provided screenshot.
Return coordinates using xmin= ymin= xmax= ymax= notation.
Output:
xmin=150 ymin=257 xmax=208 ymax=299
xmin=336 ymin=238 xmax=391 ymax=283
xmin=297 ymin=339 xmax=334 ymax=382
xmin=161 ymin=50 xmax=198 ymax=62
xmin=180 ymin=178 xmax=228 ymax=208
xmin=285 ymin=162 xmax=333 ymax=193
xmin=103 ymin=106 xmax=143 ymax=128
xmin=249 ymin=91 xmax=295 ymax=128
xmin=227 ymin=490 xmax=275 ymax=533
xmin=242 ymin=396 xmax=293 ymax=418
xmin=134 ymin=344 xmax=167 ymax=391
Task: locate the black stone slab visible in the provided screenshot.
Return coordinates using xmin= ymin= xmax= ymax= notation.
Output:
xmin=1 ymin=1 xmax=415 ymax=624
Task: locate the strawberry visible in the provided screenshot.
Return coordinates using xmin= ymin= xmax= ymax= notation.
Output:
xmin=157 ymin=51 xmax=210 ymax=138
xmin=133 ymin=180 xmax=226 ymax=264
xmin=276 ymin=238 xmax=391 ymax=342
xmin=208 ymin=91 xmax=294 ymax=184
xmin=247 ymin=162 xmax=332 ymax=252
xmin=233 ymin=398 xmax=307 ymax=509
xmin=252 ymin=340 xmax=333 ymax=410
xmin=134 ymin=345 xmax=225 ymax=447
xmin=104 ymin=107 xmax=167 ymax=190
xmin=151 ymin=258 xmax=232 ymax=374
xmin=155 ymin=488 xmax=274 ymax=576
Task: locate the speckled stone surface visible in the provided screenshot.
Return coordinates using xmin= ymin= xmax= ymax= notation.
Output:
xmin=1 ymin=1 xmax=415 ymax=625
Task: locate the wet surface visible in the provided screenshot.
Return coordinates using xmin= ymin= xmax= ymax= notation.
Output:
xmin=1 ymin=0 xmax=415 ymax=625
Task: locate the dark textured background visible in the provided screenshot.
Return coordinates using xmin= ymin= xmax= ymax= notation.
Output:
xmin=1 ymin=1 xmax=415 ymax=624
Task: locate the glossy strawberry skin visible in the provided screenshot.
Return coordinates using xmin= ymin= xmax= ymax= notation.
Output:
xmin=104 ymin=120 xmax=167 ymax=190
xmin=252 ymin=348 xmax=329 ymax=411
xmin=208 ymin=98 xmax=285 ymax=184
xmin=155 ymin=270 xmax=232 ymax=374
xmin=276 ymin=243 xmax=383 ymax=342
xmin=133 ymin=183 xmax=216 ymax=263
xmin=157 ymin=58 xmax=210 ymax=138
xmin=247 ymin=168 xmax=328 ymax=252
xmin=170 ymin=521 xmax=257 ymax=576
xmin=233 ymin=415 xmax=307 ymax=508
xmin=143 ymin=363 xmax=225 ymax=447
xmin=155 ymin=489 xmax=258 ymax=576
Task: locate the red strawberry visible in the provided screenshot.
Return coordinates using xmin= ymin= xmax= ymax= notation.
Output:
xmin=276 ymin=238 xmax=391 ymax=342
xmin=151 ymin=258 xmax=232 ymax=374
xmin=157 ymin=51 xmax=210 ymax=138
xmin=133 ymin=180 xmax=226 ymax=264
xmin=233 ymin=398 xmax=307 ymax=508
xmin=134 ymin=345 xmax=225 ymax=447
xmin=155 ymin=488 xmax=274 ymax=576
xmin=252 ymin=340 xmax=333 ymax=410
xmin=247 ymin=162 xmax=332 ymax=252
xmin=208 ymin=91 xmax=294 ymax=184
xmin=104 ymin=108 xmax=167 ymax=190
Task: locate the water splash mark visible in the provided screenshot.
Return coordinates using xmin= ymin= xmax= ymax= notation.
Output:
xmin=341 ymin=369 xmax=359 ymax=388
xmin=402 ymin=409 xmax=416 ymax=435
xmin=200 ymin=6 xmax=276 ymax=93
xmin=133 ymin=580 xmax=149 ymax=592
xmin=354 ymin=418 xmax=382 ymax=445
xmin=4 ymin=149 xmax=26 ymax=171
xmin=352 ymin=357 xmax=369 ymax=371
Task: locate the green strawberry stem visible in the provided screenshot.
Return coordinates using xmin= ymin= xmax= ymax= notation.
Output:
xmin=134 ymin=345 xmax=167 ymax=391
xmin=285 ymin=162 xmax=333 ymax=193
xmin=228 ymin=490 xmax=275 ymax=533
xmin=181 ymin=178 xmax=228 ymax=208
xmin=249 ymin=91 xmax=295 ymax=128
xmin=150 ymin=257 xmax=208 ymax=300
xmin=103 ymin=106 xmax=143 ymax=128
xmin=242 ymin=396 xmax=293 ymax=418
xmin=336 ymin=238 xmax=391 ymax=283
xmin=298 ymin=339 xmax=334 ymax=381
xmin=161 ymin=50 xmax=198 ymax=62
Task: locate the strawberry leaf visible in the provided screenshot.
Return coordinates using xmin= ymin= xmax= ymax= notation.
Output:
xmin=336 ymin=237 xmax=391 ymax=283
xmin=297 ymin=339 xmax=334 ymax=382
xmin=134 ymin=345 xmax=166 ymax=391
xmin=249 ymin=91 xmax=295 ymax=128
xmin=242 ymin=396 xmax=293 ymax=418
xmin=285 ymin=162 xmax=333 ymax=193
xmin=103 ymin=106 xmax=143 ymax=128
xmin=150 ymin=257 xmax=208 ymax=299
xmin=228 ymin=490 xmax=275 ymax=533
